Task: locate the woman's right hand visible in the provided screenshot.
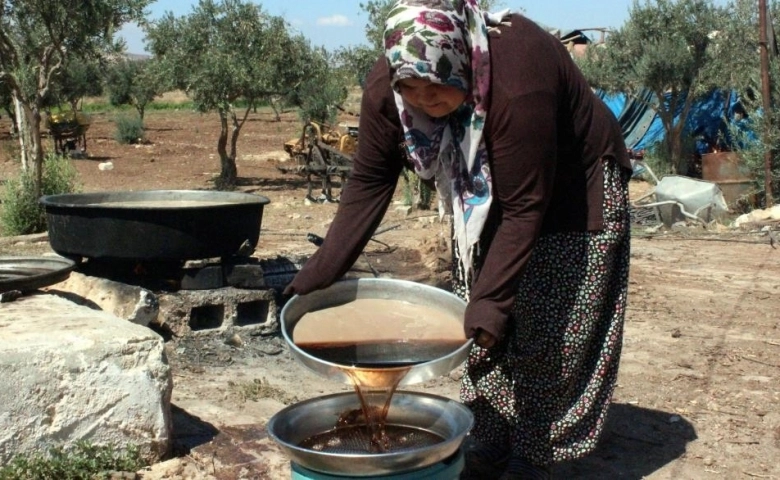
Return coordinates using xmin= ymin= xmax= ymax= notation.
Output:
xmin=475 ymin=328 xmax=497 ymax=349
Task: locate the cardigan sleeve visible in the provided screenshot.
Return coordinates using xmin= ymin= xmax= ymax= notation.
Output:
xmin=463 ymin=90 xmax=559 ymax=341
xmin=284 ymin=59 xmax=404 ymax=296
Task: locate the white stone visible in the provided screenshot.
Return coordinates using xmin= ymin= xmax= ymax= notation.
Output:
xmin=0 ymin=294 xmax=172 ymax=464
xmin=735 ymin=205 xmax=780 ymax=227
xmin=52 ymin=272 xmax=159 ymax=327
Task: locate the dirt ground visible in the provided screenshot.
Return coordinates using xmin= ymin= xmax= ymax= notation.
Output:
xmin=1 ymin=109 xmax=779 ymax=480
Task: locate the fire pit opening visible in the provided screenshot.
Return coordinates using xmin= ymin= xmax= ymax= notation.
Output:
xmin=189 ymin=304 xmax=226 ymax=331
xmin=236 ymin=300 xmax=270 ymax=327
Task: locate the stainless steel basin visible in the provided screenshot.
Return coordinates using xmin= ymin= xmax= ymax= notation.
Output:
xmin=266 ymin=391 xmax=473 ymax=477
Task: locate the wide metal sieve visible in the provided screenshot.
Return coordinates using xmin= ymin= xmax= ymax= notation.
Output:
xmin=298 ymin=424 xmax=445 ymax=454
xmin=266 ymin=391 xmax=473 ymax=477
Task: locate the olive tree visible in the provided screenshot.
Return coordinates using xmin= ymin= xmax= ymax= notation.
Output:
xmin=286 ymin=46 xmax=350 ymax=124
xmin=262 ymin=23 xmax=347 ymax=124
xmin=145 ymin=0 xmax=320 ymax=189
xmin=0 ymin=0 xmax=150 ymax=196
xmin=577 ymin=0 xmax=727 ymax=174
xmin=49 ymin=59 xmax=105 ymax=112
xmin=711 ymin=0 xmax=780 ymax=205
xmin=105 ymin=58 xmax=164 ymax=122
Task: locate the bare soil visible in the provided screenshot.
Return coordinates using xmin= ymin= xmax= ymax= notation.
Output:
xmin=1 ymin=109 xmax=779 ymax=480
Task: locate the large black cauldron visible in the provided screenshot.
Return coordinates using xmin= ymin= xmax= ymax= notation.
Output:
xmin=40 ymin=190 xmax=270 ymax=261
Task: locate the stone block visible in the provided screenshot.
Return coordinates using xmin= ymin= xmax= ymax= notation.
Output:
xmin=0 ymin=294 xmax=172 ymax=464
xmin=50 ymin=271 xmax=159 ymax=327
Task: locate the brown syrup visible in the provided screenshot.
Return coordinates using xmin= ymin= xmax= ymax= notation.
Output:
xmin=293 ymin=298 xmax=466 ymax=455
xmin=296 ymin=339 xmax=467 ymax=367
xmin=294 ymin=340 xmax=466 ymax=453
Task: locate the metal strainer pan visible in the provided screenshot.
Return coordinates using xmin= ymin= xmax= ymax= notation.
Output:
xmin=280 ymin=278 xmax=472 ymax=386
xmin=266 ymin=391 xmax=473 ymax=477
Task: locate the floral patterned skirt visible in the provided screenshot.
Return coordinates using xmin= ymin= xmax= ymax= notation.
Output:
xmin=453 ymin=159 xmax=631 ymax=466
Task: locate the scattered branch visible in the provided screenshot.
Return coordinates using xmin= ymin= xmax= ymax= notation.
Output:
xmin=741 ymin=356 xmax=780 ymax=368
xmin=742 ymin=472 xmax=774 ymax=479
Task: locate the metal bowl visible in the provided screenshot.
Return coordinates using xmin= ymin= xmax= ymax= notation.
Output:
xmin=280 ymin=278 xmax=471 ymax=386
xmin=266 ymin=391 xmax=473 ymax=477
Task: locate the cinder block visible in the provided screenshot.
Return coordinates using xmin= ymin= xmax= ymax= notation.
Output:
xmin=155 ymin=287 xmax=278 ymax=337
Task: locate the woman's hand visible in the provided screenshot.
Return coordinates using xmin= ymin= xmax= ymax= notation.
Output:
xmin=475 ymin=328 xmax=497 ymax=349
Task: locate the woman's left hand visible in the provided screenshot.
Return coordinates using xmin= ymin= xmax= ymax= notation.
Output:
xmin=475 ymin=329 xmax=497 ymax=348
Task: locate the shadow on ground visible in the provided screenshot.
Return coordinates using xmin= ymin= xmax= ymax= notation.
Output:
xmin=170 ymin=404 xmax=220 ymax=456
xmin=555 ymin=403 xmax=697 ymax=479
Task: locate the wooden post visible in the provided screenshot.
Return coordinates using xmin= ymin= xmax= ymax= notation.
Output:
xmin=759 ymin=0 xmax=775 ymax=206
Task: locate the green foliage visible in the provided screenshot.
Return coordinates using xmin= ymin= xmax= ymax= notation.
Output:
xmin=113 ymin=114 xmax=145 ymax=144
xmin=1 ymin=153 xmax=81 ymax=236
xmin=146 ymin=0 xmax=305 ymax=113
xmin=78 ymin=100 xmax=198 ymax=113
xmin=288 ymin=48 xmax=349 ymax=124
xmin=726 ymin=118 xmax=780 ymax=205
xmin=333 ymin=46 xmax=379 ymax=88
xmin=0 ymin=441 xmax=144 ymax=480
xmin=47 ymin=59 xmax=105 ymax=112
xmin=577 ymin=0 xmax=727 ymax=174
xmin=712 ymin=0 xmax=780 ymax=205
xmin=401 ymin=170 xmax=434 ymax=210
xmin=105 ymin=59 xmax=165 ymax=121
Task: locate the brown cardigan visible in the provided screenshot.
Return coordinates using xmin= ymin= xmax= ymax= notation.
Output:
xmin=286 ymin=15 xmax=631 ymax=341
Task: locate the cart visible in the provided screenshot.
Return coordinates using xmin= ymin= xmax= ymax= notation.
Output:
xmin=279 ymin=121 xmax=356 ymax=202
xmin=46 ymin=111 xmax=91 ymax=157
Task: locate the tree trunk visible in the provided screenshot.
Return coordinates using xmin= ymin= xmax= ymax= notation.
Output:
xmin=136 ymin=102 xmax=146 ymax=122
xmin=216 ymin=109 xmax=237 ymax=189
xmin=268 ymin=98 xmax=281 ymax=122
xmin=28 ymin=104 xmax=45 ymax=199
xmin=670 ymin=130 xmax=684 ymax=175
xmin=13 ymin=94 xmax=46 ymax=198
xmin=13 ymin=94 xmax=30 ymax=171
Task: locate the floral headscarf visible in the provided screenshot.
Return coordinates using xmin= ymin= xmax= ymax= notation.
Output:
xmin=384 ymin=0 xmax=509 ymax=287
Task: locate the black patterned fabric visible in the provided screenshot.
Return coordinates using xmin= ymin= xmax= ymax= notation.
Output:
xmin=454 ymin=158 xmax=631 ymax=467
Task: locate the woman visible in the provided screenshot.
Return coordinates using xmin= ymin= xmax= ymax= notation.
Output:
xmin=285 ymin=1 xmax=631 ymax=478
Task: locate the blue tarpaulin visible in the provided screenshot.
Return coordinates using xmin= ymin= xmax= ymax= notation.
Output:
xmin=597 ymin=88 xmax=752 ymax=153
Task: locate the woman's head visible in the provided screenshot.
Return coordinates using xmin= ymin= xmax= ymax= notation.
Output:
xmin=396 ymin=78 xmax=467 ymax=118
xmin=383 ymin=0 xmax=500 ymax=284
xmin=384 ymin=0 xmax=475 ymax=116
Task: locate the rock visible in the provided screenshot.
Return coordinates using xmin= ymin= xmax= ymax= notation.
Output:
xmin=735 ymin=205 xmax=780 ymax=228
xmin=0 ymin=294 xmax=172 ymax=464
xmin=224 ymin=333 xmax=244 ymax=348
xmin=50 ymin=272 xmax=159 ymax=327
